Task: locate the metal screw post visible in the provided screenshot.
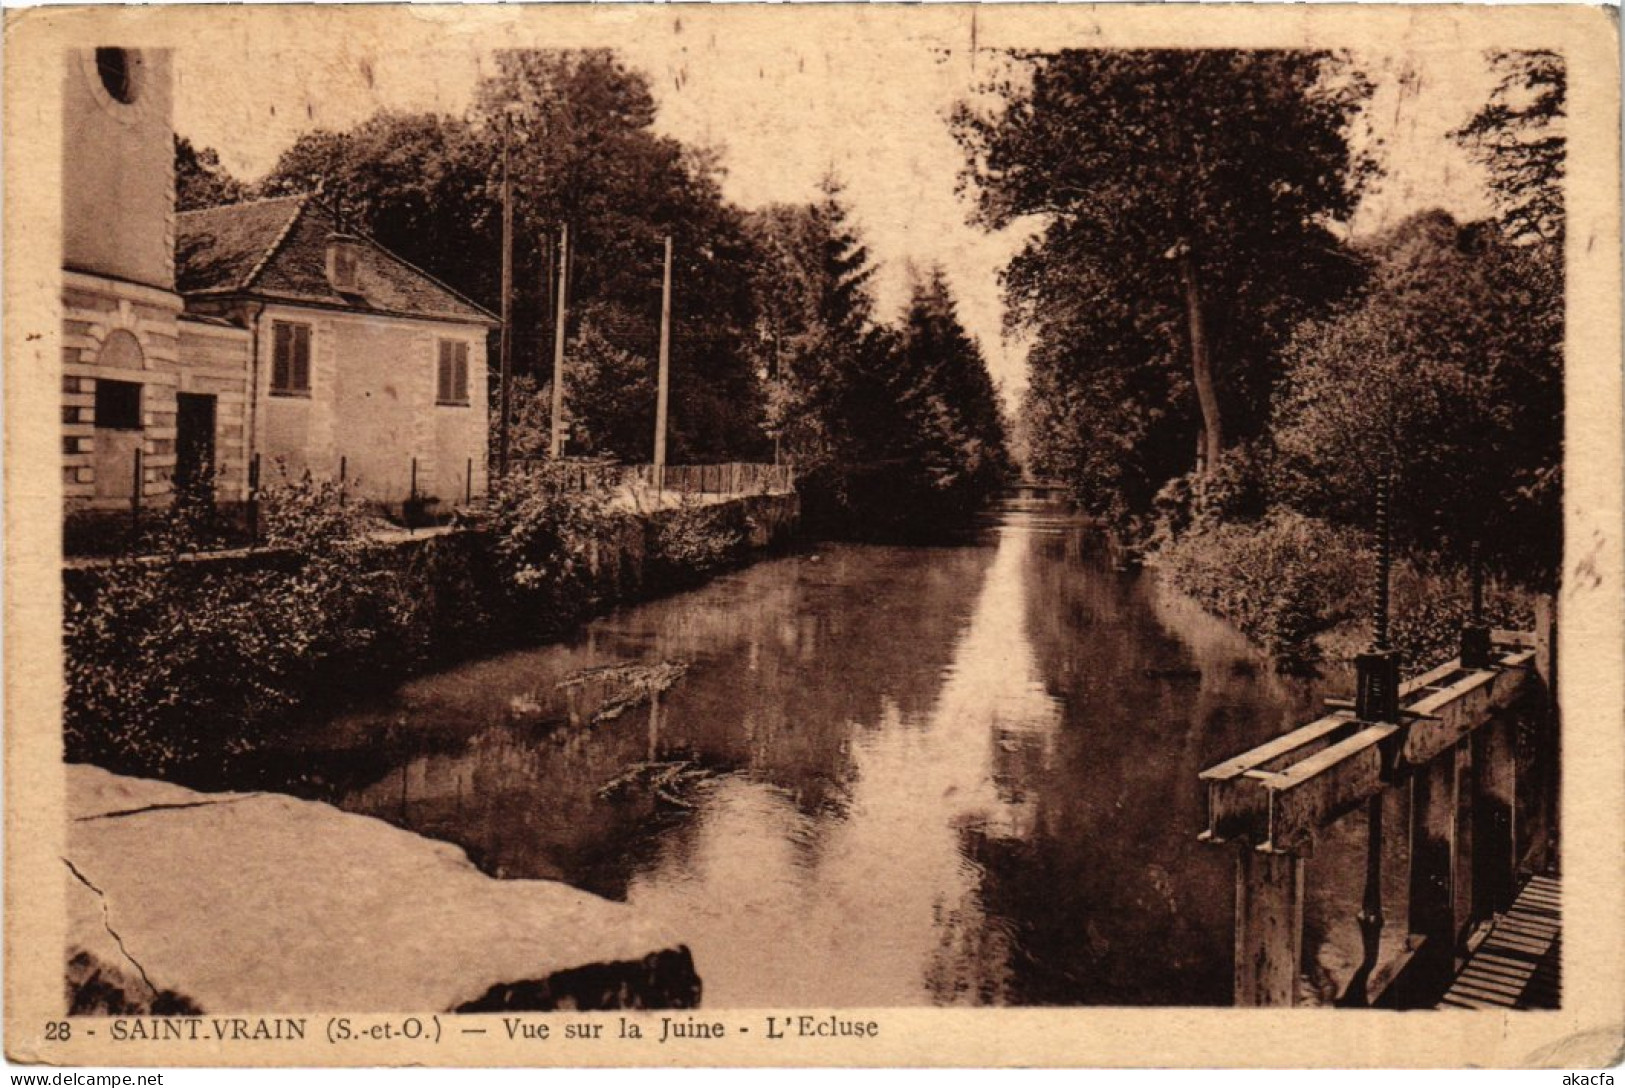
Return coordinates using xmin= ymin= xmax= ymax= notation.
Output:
xmin=1374 ymin=467 xmax=1392 ymax=651
xmin=1461 ymin=538 xmax=1494 ymax=668
xmin=1356 ymin=466 xmax=1401 ymax=723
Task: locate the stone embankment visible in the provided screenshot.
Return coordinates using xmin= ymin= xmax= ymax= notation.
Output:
xmin=65 ymin=764 xmax=701 ymax=1014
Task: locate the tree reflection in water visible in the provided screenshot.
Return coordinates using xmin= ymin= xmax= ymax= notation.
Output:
xmin=226 ymin=502 xmax=1329 ymax=1007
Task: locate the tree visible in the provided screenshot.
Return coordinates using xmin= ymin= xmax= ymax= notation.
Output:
xmin=955 ymin=50 xmax=1375 ymax=494
xmin=869 ymin=266 xmax=1011 ymax=531
xmin=174 ymin=135 xmax=247 ymax=211
xmin=565 ymin=312 xmax=658 ymax=461
xmin=1271 ymin=210 xmax=1563 ymax=584
xmin=261 ymin=111 xmax=500 ymax=308
xmin=260 ymin=51 xmax=768 ymax=463
xmin=744 ymin=177 xmax=892 ymax=526
xmin=469 ymin=51 xmax=766 ymax=463
xmin=1453 ymin=50 xmax=1566 ymax=246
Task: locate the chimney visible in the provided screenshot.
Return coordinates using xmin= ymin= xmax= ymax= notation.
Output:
xmin=327 ymin=233 xmax=361 ymax=293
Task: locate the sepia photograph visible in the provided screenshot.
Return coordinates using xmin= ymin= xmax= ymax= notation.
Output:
xmin=4 ymin=2 xmax=1621 ymax=1070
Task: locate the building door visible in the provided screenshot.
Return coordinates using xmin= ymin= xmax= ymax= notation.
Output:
xmin=175 ymin=392 xmax=217 ymax=500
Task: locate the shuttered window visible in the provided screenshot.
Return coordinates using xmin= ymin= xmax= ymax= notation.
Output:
xmin=271 ymin=321 xmax=312 ymax=396
xmin=437 ymin=340 xmax=470 ymax=406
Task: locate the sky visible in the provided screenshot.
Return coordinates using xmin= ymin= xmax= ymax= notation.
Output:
xmin=172 ymin=11 xmax=1499 ymax=408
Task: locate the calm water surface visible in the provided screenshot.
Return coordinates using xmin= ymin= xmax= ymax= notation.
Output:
xmin=231 ymin=502 xmax=1355 ymax=1006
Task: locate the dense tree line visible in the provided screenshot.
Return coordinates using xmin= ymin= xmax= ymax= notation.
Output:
xmin=175 ymin=50 xmax=1010 ymax=534
xmin=957 ymin=47 xmax=1563 ymax=586
xmin=955 ymin=50 xmax=1375 ymax=500
xmin=744 ymin=180 xmax=1009 ymax=536
xmin=253 ymin=52 xmax=765 ymax=465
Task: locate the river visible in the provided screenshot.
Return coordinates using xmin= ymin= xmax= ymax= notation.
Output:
xmin=225 ymin=499 xmax=1377 ymax=1007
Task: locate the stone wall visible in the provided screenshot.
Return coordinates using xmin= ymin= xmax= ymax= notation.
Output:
xmin=177 ymin=318 xmax=253 ymax=502
xmin=61 ymin=273 xmax=184 ymax=510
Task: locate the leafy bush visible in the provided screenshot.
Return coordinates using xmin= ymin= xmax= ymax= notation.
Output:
xmin=1148 ymin=441 xmax=1275 ymax=551
xmin=650 ymin=498 xmax=747 ymax=582
xmin=1271 ymin=211 xmax=1562 ymax=586
xmin=64 ymin=463 xmax=775 ymax=777
xmin=1386 ymin=559 xmax=1533 ymax=671
xmin=1156 ymin=508 xmax=1537 ymax=674
xmin=1156 ymin=509 xmax=1371 ymax=669
xmin=480 ymin=465 xmax=622 ymax=625
xmin=65 ymin=475 xmax=435 ymax=774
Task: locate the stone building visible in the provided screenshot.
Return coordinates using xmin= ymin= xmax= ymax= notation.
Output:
xmin=61 ymin=47 xmax=254 ymax=512
xmin=62 ymin=47 xmax=497 ymax=520
xmin=177 ymin=196 xmax=498 ymax=508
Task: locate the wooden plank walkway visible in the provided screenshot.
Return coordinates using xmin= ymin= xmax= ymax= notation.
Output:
xmin=1440 ymin=874 xmax=1561 ymax=1010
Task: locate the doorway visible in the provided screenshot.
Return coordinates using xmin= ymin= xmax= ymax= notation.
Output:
xmin=175 ymin=392 xmax=217 ymax=500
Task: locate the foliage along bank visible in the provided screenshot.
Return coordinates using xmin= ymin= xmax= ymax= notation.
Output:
xmin=64 ymin=468 xmax=797 ymax=778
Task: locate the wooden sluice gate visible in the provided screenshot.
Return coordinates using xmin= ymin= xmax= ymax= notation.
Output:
xmin=1198 ymin=603 xmax=1558 ymax=1008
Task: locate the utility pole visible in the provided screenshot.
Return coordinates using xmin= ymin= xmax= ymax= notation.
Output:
xmin=497 ymin=112 xmax=514 ymax=479
xmin=654 ymin=235 xmax=673 ymax=492
xmin=549 ymin=223 xmax=569 ymax=459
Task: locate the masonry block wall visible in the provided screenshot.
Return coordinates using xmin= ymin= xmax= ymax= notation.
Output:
xmin=61 ymin=277 xmax=184 ymax=510
xmin=177 ymin=319 xmax=254 ymax=502
xmin=62 ymin=48 xmax=256 ymax=515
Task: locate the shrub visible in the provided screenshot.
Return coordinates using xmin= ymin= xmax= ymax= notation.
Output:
xmin=64 ymin=475 xmax=428 ymax=774
xmin=1155 ymin=509 xmax=1371 ymax=669
xmin=481 ymin=466 xmax=621 ymax=626
xmin=63 ymin=463 xmax=774 ymax=777
xmin=1387 ymin=559 xmax=1534 ymax=671
xmin=1156 ymin=508 xmax=1538 ymax=674
xmin=649 ymin=498 xmax=747 ymax=583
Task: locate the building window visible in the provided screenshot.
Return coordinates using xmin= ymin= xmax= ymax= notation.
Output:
xmin=437 ymin=340 xmax=470 ymax=406
xmin=95 ymin=48 xmax=137 ymax=104
xmin=272 ymin=321 xmax=312 ymax=396
xmin=94 ymin=379 xmax=142 ymax=430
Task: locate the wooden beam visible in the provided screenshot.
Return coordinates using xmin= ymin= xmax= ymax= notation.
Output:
xmin=1262 ymin=723 xmax=1397 ymax=853
xmin=1490 ymin=628 xmax=1536 ymax=649
xmin=1406 ymin=749 xmax=1459 ymax=999
xmin=1399 ymin=650 xmax=1533 ymax=766
xmin=1200 ymin=713 xmax=1356 ymax=843
xmin=1234 ymin=848 xmax=1304 ymax=1007
xmin=1199 ymin=648 xmax=1535 ymax=850
xmin=1473 ymin=715 xmax=1518 ymax=915
xmin=1452 ymin=740 xmax=1477 ymax=952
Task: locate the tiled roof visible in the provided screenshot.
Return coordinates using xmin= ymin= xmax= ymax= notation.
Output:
xmin=176 ymin=194 xmax=306 ymax=295
xmin=176 ymin=195 xmax=497 ymax=326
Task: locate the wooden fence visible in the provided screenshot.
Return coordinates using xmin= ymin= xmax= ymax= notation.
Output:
xmin=501 ymin=460 xmax=794 ymax=497
xmin=505 ymin=458 xmax=628 ymax=493
xmin=627 ymin=463 xmax=794 ymax=496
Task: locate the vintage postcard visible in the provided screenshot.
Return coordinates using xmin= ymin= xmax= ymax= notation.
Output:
xmin=4 ymin=2 xmax=1621 ymax=1070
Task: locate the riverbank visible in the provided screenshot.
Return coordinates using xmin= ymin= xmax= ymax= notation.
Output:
xmin=64 ymin=483 xmax=799 ymax=779
xmin=1151 ymin=508 xmax=1538 ymax=673
xmin=65 ymin=764 xmax=701 ymax=1013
